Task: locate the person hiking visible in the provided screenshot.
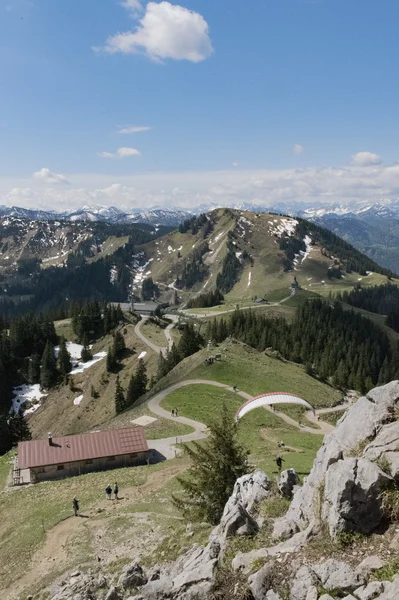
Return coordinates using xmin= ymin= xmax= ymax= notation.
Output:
xmin=72 ymin=497 xmax=79 ymax=517
xmin=105 ymin=484 xmax=112 ymax=500
xmin=275 ymin=456 xmax=285 ymax=472
xmin=114 ymin=482 xmax=119 ymax=500
xmin=233 ymin=385 xmax=237 ymax=392
xmin=175 ymin=408 xmax=179 ymax=417
xmin=171 ymin=409 xmax=175 ymax=417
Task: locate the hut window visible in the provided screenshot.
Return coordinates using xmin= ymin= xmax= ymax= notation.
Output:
xmin=57 ymin=465 xmax=64 ymax=471
xmin=86 ymin=459 xmax=93 ymax=465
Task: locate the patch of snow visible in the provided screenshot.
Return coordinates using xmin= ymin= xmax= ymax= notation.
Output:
xmin=110 ymin=265 xmax=118 ymax=284
xmin=138 ymin=351 xmax=147 ymax=359
xmin=74 ymin=395 xmax=83 ymax=406
xmin=177 ymin=246 xmax=183 ymax=251
xmin=70 ymin=351 xmax=107 ymax=374
xmin=55 ymin=342 xmax=84 ymax=361
xmin=247 ymin=271 xmax=252 ymax=288
xmin=358 ymin=277 xmax=363 ymax=281
xmin=11 ymin=384 xmax=47 ymax=415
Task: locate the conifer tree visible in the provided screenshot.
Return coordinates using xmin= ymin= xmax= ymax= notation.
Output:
xmin=113 ymin=330 xmax=126 ymax=360
xmin=126 ymin=359 xmax=147 ymax=407
xmin=106 ymin=346 xmax=116 ymax=372
xmin=40 ymin=341 xmax=58 ymax=389
xmin=58 ymin=336 xmax=72 ymax=377
xmin=28 ymin=353 xmax=41 ymax=384
xmin=156 ymin=351 xmax=168 ymax=381
xmin=114 ymin=375 xmax=126 ymax=414
xmin=9 ymin=409 xmax=31 ymax=443
xmin=173 ymin=403 xmax=251 ymax=524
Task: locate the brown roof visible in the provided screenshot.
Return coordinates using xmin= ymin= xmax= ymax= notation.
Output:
xmin=18 ymin=427 xmax=149 ymax=469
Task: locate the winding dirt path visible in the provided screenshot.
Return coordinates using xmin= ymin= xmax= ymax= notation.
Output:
xmin=134 ymin=314 xmax=178 ymax=356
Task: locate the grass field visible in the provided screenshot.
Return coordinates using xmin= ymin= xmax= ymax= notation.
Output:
xmin=161 ymin=384 xmax=323 ymax=476
xmin=187 ymin=342 xmax=342 ymax=408
xmin=141 ymin=320 xmax=168 ymax=348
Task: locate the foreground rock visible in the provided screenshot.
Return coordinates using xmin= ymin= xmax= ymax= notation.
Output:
xmin=278 ymin=468 xmax=300 ymax=499
xmin=274 ymin=381 xmax=399 ymax=539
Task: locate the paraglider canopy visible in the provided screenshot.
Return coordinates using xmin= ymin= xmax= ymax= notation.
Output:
xmin=235 ymin=392 xmax=314 ymax=422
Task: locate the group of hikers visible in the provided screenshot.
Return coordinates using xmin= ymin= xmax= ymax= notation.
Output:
xmin=171 ymin=408 xmax=179 ymax=417
xmin=72 ymin=482 xmax=119 ymax=516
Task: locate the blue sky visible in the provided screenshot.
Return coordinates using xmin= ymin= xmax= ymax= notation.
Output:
xmin=1 ymin=0 xmax=399 ymax=210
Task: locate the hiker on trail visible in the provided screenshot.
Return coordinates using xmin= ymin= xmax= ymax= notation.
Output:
xmin=175 ymin=408 xmax=179 ymax=417
xmin=233 ymin=385 xmax=237 ymax=392
xmin=73 ymin=497 xmax=79 ymax=517
xmin=275 ymin=456 xmax=285 ymax=472
xmin=114 ymin=482 xmax=119 ymax=500
xmin=105 ymin=484 xmax=112 ymax=500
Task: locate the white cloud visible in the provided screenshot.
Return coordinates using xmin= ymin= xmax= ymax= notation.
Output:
xmin=98 ymin=147 xmax=141 ymax=159
xmin=101 ymin=1 xmax=213 ymax=63
xmin=233 ymin=162 xmax=239 ymax=168
xmin=294 ymin=144 xmax=304 ymax=155
xmin=121 ymin=0 xmax=142 ymax=14
xmin=7 ymin=155 xmax=399 ymax=213
xmin=351 ymin=151 xmax=382 ymax=167
xmin=118 ymin=125 xmax=151 ymax=134
xmin=33 ymin=168 xmax=69 ymax=185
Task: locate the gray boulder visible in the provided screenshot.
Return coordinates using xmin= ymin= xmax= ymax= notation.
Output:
xmin=278 ymin=469 xmax=300 ymax=498
xmin=322 ymin=458 xmax=392 ymax=536
xmin=290 ymin=559 xmax=364 ymax=600
xmin=232 ymin=470 xmax=271 ymax=514
xmin=118 ymin=563 xmax=147 ymax=589
xmin=276 ymin=381 xmax=399 ymax=537
xmin=312 ymin=559 xmax=364 ymax=592
xmin=355 ymin=581 xmax=385 ymax=600
xmin=356 ymin=555 xmax=385 ymax=577
xmin=248 ymin=562 xmax=273 ymax=600
xmin=138 ymin=540 xmax=219 ymax=600
xmin=217 ymin=499 xmax=259 ymax=539
xmin=290 ymin=566 xmax=318 ymax=600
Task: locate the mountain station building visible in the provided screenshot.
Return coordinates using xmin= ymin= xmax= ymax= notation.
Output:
xmin=14 ymin=427 xmax=150 ymax=485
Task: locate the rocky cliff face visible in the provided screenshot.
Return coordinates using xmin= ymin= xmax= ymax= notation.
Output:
xmin=36 ymin=382 xmax=399 ymax=600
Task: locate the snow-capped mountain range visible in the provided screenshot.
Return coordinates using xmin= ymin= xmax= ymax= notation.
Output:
xmin=1 ymin=199 xmax=399 ymax=226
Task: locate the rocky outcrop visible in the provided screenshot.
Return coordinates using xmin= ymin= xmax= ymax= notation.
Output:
xmin=322 ymin=458 xmax=392 ymax=536
xmin=278 ymin=468 xmax=300 ymax=498
xmin=274 ymin=381 xmax=399 ymax=539
xmin=231 ymin=470 xmax=271 ymax=513
xmin=290 ymin=559 xmax=364 ymax=600
xmin=118 ymin=563 xmax=147 ymax=590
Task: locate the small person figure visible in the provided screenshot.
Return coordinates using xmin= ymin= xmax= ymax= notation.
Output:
xmin=175 ymin=408 xmax=179 ymax=417
xmin=233 ymin=385 xmax=237 ymax=392
xmin=73 ymin=497 xmax=79 ymax=517
xmin=171 ymin=409 xmax=175 ymax=417
xmin=275 ymin=456 xmax=285 ymax=472
xmin=114 ymin=482 xmax=119 ymax=500
xmin=105 ymin=484 xmax=112 ymax=500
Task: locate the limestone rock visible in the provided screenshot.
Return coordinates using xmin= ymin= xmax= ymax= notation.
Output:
xmin=322 ymin=458 xmax=392 ymax=536
xmin=355 ymin=581 xmax=384 ymax=600
xmin=356 ymin=555 xmax=385 ymax=577
xmin=290 ymin=565 xmax=318 ymax=600
xmin=278 ymin=469 xmax=300 ymax=499
xmin=231 ymin=470 xmax=271 ymax=514
xmin=118 ymin=563 xmax=147 ymax=589
xmin=248 ymin=562 xmax=273 ymax=600
xmin=278 ymin=381 xmax=399 ymax=537
xmin=312 ymin=559 xmax=364 ymax=592
xmin=305 ymin=586 xmax=317 ymax=600
xmin=266 ymin=591 xmax=282 ymax=600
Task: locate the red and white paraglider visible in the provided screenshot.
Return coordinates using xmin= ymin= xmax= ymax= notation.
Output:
xmin=235 ymin=392 xmax=314 ymax=422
